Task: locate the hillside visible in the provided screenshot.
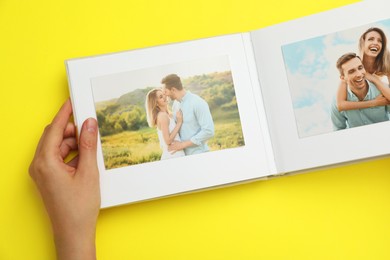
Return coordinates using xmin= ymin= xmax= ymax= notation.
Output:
xmin=95 ymin=71 xmax=239 ymax=136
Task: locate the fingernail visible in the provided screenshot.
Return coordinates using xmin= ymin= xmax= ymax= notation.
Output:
xmin=86 ymin=118 xmax=97 ymax=133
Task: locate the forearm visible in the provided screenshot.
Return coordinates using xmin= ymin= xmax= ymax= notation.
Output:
xmin=190 ymin=127 xmax=214 ymax=145
xmin=191 ymin=101 xmax=214 ymax=145
xmin=180 ymin=140 xmax=195 ymax=149
xmin=337 ymin=100 xmax=379 ymax=111
xmin=336 ymin=81 xmax=348 ymax=111
xmin=366 ymin=73 xmax=390 ymax=100
xmin=166 ymin=123 xmax=182 ymax=144
xmin=374 ymin=81 xmax=390 ymax=100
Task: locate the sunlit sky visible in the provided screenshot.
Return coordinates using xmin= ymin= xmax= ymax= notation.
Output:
xmin=282 ymin=18 xmax=390 ymax=138
xmin=91 ymin=55 xmax=230 ymax=102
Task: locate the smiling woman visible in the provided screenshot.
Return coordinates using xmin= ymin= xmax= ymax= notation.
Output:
xmin=359 ymin=27 xmax=390 ymax=75
xmin=336 ymin=27 xmax=390 ymax=112
xmin=145 ymin=88 xmax=186 ymax=160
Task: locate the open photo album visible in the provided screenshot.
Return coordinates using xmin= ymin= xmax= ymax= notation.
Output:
xmin=66 ymin=0 xmax=390 ymax=208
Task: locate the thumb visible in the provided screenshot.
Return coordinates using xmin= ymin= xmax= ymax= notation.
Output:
xmin=77 ymin=118 xmax=98 ymax=174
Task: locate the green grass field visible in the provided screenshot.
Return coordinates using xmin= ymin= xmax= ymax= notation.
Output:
xmin=100 ymin=118 xmax=245 ymax=170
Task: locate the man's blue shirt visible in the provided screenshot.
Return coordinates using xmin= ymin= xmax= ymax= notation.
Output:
xmin=172 ymin=91 xmax=214 ymax=155
xmin=331 ymin=80 xmax=389 ymax=130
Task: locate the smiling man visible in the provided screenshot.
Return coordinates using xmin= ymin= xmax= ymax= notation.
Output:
xmin=331 ymin=52 xmax=389 ymax=130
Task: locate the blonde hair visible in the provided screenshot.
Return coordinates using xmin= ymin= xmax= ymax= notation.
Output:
xmin=359 ymin=27 xmax=390 ymax=76
xmin=145 ymin=88 xmax=161 ymax=127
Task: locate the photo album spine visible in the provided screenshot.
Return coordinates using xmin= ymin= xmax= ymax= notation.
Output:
xmin=241 ymin=33 xmax=278 ymax=174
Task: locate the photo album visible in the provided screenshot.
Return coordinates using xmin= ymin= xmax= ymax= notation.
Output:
xmin=66 ymin=0 xmax=390 ymax=208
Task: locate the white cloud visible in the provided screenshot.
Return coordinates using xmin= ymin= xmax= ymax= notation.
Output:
xmin=301 ymin=49 xmax=317 ymax=67
xmin=295 ymin=103 xmax=333 ymax=138
xmin=287 ymin=36 xmax=356 ymax=137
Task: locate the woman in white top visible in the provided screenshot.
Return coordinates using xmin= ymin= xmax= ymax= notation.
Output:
xmin=145 ymin=88 xmax=185 ymax=160
xmin=336 ymin=27 xmax=390 ymax=111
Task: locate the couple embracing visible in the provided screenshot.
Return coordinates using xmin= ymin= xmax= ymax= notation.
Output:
xmin=331 ymin=27 xmax=390 ymax=130
xmin=145 ymin=74 xmax=214 ymax=160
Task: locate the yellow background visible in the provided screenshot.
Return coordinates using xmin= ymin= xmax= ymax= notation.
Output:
xmin=1 ymin=0 xmax=390 ymax=259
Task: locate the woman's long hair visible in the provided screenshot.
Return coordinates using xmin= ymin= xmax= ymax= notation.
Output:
xmin=359 ymin=27 xmax=390 ymax=76
xmin=145 ymin=88 xmax=161 ymax=128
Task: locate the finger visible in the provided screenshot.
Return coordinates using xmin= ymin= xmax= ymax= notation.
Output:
xmin=67 ymin=155 xmax=79 ymax=168
xmin=64 ymin=121 xmax=76 ymax=138
xmin=59 ymin=137 xmax=78 ymax=159
xmin=45 ymin=99 xmax=73 ymax=148
xmin=52 ymin=99 xmax=73 ymax=127
xmin=77 ymin=118 xmax=98 ymax=175
xmin=33 ymin=101 xmax=72 ymax=155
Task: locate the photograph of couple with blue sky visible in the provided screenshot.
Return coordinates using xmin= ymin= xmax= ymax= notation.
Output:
xmin=282 ymin=18 xmax=390 ymax=138
xmin=91 ymin=55 xmax=244 ymax=170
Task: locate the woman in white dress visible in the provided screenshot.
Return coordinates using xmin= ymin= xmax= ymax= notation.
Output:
xmin=145 ymin=88 xmax=186 ymax=160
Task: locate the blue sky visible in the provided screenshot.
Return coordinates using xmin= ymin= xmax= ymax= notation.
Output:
xmin=282 ymin=18 xmax=390 ymax=138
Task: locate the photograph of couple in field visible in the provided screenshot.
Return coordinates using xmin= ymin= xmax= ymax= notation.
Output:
xmin=91 ymin=56 xmax=244 ymax=170
xmin=282 ymin=18 xmax=390 ymax=138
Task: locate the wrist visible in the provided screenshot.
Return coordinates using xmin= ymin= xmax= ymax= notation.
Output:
xmin=183 ymin=140 xmax=194 ymax=149
xmin=52 ymin=219 xmax=97 ymax=260
xmin=54 ymin=227 xmax=97 ymax=260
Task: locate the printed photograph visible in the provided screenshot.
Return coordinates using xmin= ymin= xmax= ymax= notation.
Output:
xmin=282 ymin=19 xmax=390 ymax=138
xmin=91 ymin=55 xmax=245 ymax=170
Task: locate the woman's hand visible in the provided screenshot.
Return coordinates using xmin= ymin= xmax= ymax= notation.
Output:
xmin=29 ymin=99 xmax=100 ymax=260
xmin=373 ymin=95 xmax=390 ymax=106
xmin=365 ymin=72 xmax=378 ymax=82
